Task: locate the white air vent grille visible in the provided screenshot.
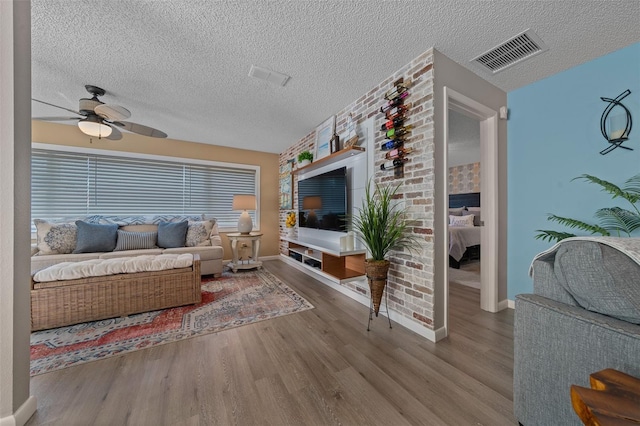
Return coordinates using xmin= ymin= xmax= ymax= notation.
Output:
xmin=472 ymin=29 xmax=548 ymax=73
xmin=248 ymin=65 xmax=291 ymax=87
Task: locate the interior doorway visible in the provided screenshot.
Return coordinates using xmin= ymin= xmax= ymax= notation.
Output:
xmin=443 ymin=87 xmax=499 ymax=333
xmin=447 ymin=109 xmax=482 ymax=297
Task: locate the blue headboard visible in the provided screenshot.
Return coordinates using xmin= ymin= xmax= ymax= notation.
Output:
xmin=449 ymin=192 xmax=480 ymax=208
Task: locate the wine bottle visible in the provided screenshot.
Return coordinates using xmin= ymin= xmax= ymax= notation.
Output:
xmin=380 ymin=118 xmax=404 ymax=131
xmin=380 ymin=139 xmax=404 ymax=150
xmin=384 ymin=147 xmax=414 ymax=160
xmin=384 ymin=79 xmax=412 ymax=100
xmin=385 ymin=104 xmax=410 ymax=120
xmin=379 ymin=91 xmax=410 ymax=113
xmin=379 ymin=158 xmax=407 ymax=171
xmin=385 ymin=125 xmax=412 ymax=140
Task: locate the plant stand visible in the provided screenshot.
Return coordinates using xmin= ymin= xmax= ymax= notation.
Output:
xmin=365 ymin=259 xmax=393 ymax=331
xmin=367 ymin=285 xmax=392 ymax=331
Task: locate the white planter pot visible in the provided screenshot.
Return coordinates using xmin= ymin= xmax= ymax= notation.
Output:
xmin=298 ymin=159 xmax=311 ymax=167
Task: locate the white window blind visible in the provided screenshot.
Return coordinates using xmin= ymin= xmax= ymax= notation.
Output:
xmin=32 ymin=148 xmax=257 ymax=228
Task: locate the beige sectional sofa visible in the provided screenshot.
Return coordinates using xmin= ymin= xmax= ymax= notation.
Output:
xmin=31 ymin=214 xmax=223 ymax=277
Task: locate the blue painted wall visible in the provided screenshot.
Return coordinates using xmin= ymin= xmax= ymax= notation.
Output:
xmin=507 ymin=42 xmax=640 ymax=299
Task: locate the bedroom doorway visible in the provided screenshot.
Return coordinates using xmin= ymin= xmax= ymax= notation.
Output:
xmin=443 ymin=88 xmax=499 ymax=322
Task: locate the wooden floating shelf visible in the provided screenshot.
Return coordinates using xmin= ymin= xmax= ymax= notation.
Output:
xmin=293 ymin=146 xmax=365 ymax=175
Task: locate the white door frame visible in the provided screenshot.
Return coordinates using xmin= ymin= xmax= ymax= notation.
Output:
xmin=443 ymin=87 xmax=499 ymax=330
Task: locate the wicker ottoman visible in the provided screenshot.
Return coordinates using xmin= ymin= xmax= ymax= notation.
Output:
xmin=31 ymin=254 xmax=202 ymax=331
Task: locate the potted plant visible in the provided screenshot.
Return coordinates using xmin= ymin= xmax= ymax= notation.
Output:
xmin=352 ymin=180 xmax=419 ymax=316
xmin=535 ymin=173 xmax=640 ymax=243
xmin=297 ymin=151 xmax=313 ymax=167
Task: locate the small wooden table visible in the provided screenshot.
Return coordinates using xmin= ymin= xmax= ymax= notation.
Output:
xmin=227 ymin=232 xmax=263 ymax=273
xmin=571 ymin=368 xmax=640 ymax=425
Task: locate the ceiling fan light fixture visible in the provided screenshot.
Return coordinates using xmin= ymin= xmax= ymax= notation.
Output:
xmin=78 ymin=116 xmax=112 ymax=137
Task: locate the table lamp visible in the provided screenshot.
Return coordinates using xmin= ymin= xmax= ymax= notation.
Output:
xmin=232 ymin=194 xmax=256 ymax=234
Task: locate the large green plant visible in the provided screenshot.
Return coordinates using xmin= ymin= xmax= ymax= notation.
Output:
xmin=535 ymin=173 xmax=640 ymax=243
xmin=352 ymin=181 xmax=419 ymax=260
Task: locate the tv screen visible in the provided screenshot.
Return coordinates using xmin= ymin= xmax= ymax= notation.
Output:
xmin=298 ymin=167 xmax=347 ymax=231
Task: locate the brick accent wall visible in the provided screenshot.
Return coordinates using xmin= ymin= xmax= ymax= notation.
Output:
xmin=279 ymin=48 xmax=436 ymax=331
xmin=448 ymin=162 xmax=481 ymax=194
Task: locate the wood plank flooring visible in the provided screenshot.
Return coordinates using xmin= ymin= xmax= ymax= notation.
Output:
xmin=26 ymin=259 xmax=515 ymax=425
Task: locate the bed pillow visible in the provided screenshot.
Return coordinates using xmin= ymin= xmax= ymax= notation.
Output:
xmin=157 ymin=220 xmax=188 ymax=248
xmin=33 ymin=219 xmax=77 ymax=255
xmin=73 ymin=220 xmax=118 ymax=253
xmin=114 ymin=230 xmax=158 ymax=251
xmin=466 ymin=207 xmax=482 ymax=226
xmin=450 ymin=214 xmax=475 ymax=227
xmin=448 ymin=207 xmax=466 ymax=216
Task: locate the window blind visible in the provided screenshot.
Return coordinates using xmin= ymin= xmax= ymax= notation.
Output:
xmin=32 ymin=148 xmax=257 ymax=228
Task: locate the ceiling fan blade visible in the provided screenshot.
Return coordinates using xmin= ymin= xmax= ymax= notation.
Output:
xmin=32 ymin=98 xmax=82 ymax=116
xmin=34 ymin=116 xmax=81 ymax=122
xmin=105 ymin=125 xmax=123 ymax=140
xmin=95 ymin=104 xmax=131 ymax=121
xmin=112 ymin=121 xmax=167 ymax=138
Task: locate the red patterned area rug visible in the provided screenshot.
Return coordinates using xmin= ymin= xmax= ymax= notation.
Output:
xmin=30 ymin=269 xmax=313 ymax=376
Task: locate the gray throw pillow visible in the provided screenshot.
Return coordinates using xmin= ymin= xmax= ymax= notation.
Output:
xmin=448 ymin=207 xmax=466 ymax=216
xmin=73 ymin=220 xmax=118 ymax=253
xmin=157 ymin=220 xmax=188 ymax=248
xmin=554 ymin=241 xmax=640 ymax=324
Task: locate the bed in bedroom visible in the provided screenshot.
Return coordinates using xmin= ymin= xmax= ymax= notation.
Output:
xmin=449 ymin=192 xmax=481 ymax=269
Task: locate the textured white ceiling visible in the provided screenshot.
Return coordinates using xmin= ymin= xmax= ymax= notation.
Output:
xmin=31 ymin=1 xmax=640 ymax=154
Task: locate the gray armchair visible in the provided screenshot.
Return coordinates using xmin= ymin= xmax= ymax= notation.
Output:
xmin=513 ymin=240 xmax=640 ymax=425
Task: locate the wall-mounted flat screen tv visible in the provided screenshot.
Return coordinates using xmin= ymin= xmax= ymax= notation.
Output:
xmin=298 ymin=166 xmax=347 ymax=232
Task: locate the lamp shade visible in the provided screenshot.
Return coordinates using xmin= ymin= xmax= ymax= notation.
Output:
xmin=78 ymin=116 xmax=112 ymax=137
xmin=302 ymin=196 xmax=322 ymax=210
xmin=232 ymin=194 xmax=256 ymax=211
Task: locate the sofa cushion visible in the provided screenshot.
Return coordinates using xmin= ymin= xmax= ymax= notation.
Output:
xmin=163 ymin=245 xmax=223 ymax=261
xmin=152 ymin=215 xmax=201 ymax=224
xmin=73 ymin=221 xmax=118 ymax=253
xmin=114 ymin=230 xmax=158 ymax=251
xmin=99 ymin=248 xmax=164 ymax=259
xmin=34 ymin=219 xmax=77 ymax=255
xmin=554 ymin=241 xmax=640 ymax=324
xmin=448 ymin=207 xmax=466 ymax=216
xmin=185 ymin=220 xmax=214 ymax=247
xmin=120 ymin=224 xmax=158 ymax=233
xmin=158 ymin=221 xmax=188 ymax=248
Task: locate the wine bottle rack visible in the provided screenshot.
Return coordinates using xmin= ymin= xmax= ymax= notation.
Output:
xmin=379 ymin=77 xmax=411 ymax=178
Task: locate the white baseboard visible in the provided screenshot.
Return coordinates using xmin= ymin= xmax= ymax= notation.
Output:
xmin=507 ymin=299 xmax=515 ymax=309
xmin=0 ymin=396 xmax=37 ymax=426
xmin=498 ymin=299 xmax=510 ymax=311
xmin=280 ymin=255 xmax=439 ymax=342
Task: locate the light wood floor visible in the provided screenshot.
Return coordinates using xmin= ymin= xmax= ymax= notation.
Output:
xmin=27 ymin=259 xmax=515 ymax=425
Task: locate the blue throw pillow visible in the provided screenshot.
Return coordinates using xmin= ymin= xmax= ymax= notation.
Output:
xmin=73 ymin=220 xmax=118 ymax=253
xmin=157 ymin=220 xmax=188 ymax=248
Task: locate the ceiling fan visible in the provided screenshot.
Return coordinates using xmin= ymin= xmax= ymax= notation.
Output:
xmin=32 ymin=85 xmax=167 ymax=140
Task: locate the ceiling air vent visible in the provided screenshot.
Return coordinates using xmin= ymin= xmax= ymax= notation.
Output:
xmin=472 ymin=29 xmax=548 ymax=74
xmin=248 ymin=65 xmax=291 ymax=87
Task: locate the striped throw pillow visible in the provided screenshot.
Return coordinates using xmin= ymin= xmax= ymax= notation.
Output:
xmin=114 ymin=230 xmax=158 ymax=251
